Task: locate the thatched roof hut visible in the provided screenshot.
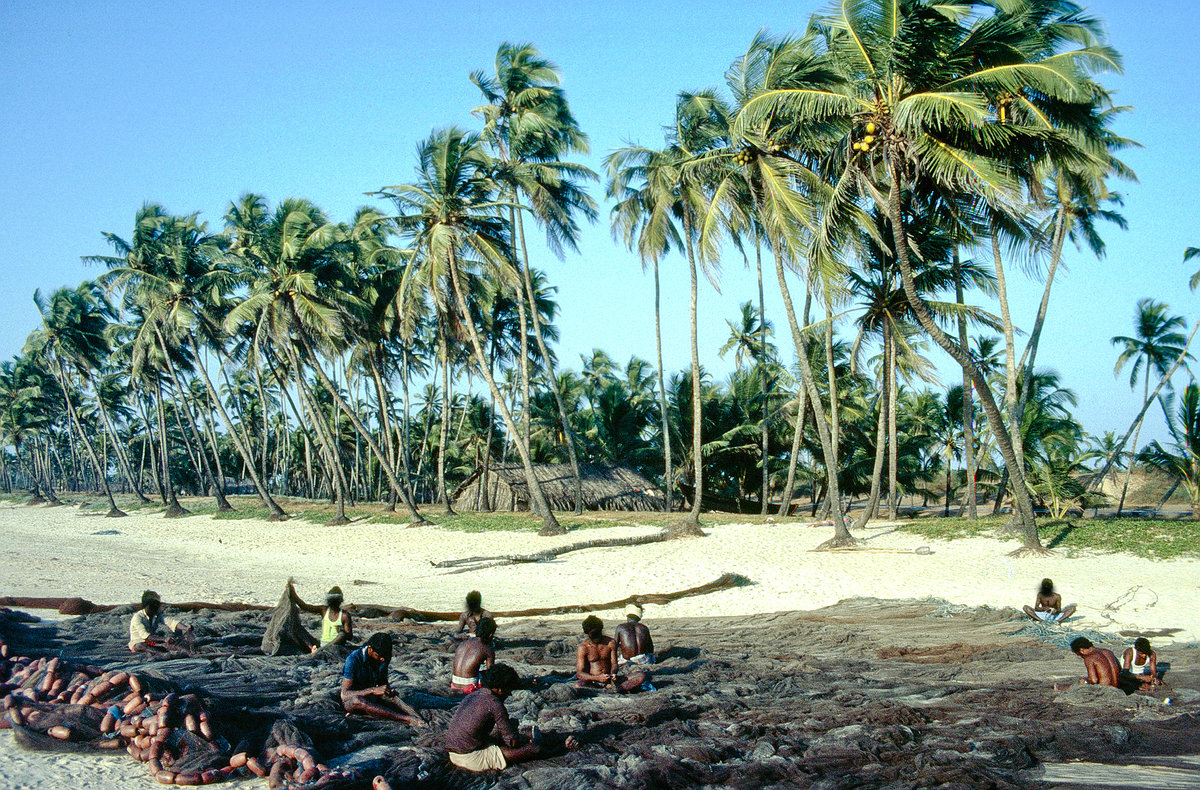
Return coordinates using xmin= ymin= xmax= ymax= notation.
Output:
xmin=451 ymin=462 xmax=666 ymax=512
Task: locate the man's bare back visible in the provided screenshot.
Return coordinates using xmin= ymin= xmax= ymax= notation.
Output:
xmin=1067 ymin=638 xmax=1120 ymax=689
xmin=614 ymin=621 xmax=653 ymax=661
xmin=453 ymin=638 xmax=495 ymax=684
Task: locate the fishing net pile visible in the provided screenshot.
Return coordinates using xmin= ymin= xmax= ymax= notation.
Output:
xmin=2 ymin=592 xmax=1198 ymax=789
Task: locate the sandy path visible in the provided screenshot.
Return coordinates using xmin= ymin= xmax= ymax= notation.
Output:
xmin=0 ymin=502 xmax=1195 ymax=641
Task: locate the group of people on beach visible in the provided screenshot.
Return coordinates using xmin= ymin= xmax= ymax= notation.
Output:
xmin=126 ymin=587 xmax=656 ymax=773
xmin=123 ymin=578 xmax=1167 ymax=776
xmin=1020 ymin=578 xmax=1165 ymax=693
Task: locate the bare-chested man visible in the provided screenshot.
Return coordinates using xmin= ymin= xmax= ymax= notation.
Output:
xmin=1022 ymin=578 xmax=1077 ymax=623
xmin=445 ymin=664 xmax=576 ymax=772
xmin=1069 ymin=637 xmax=1120 ymax=688
xmin=614 ymin=604 xmax=655 ymax=667
xmin=451 ymin=617 xmax=496 ymax=693
xmin=575 ymin=615 xmax=647 ymax=693
xmin=454 ymin=591 xmax=493 ymax=640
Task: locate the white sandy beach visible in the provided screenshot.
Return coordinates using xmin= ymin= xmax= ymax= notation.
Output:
xmin=0 ymin=501 xmax=1195 ymax=641
xmin=1 ymin=501 xmax=1197 ymax=789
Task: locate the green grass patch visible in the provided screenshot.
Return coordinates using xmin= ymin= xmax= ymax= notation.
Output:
xmin=896 ymin=516 xmax=1200 ymax=559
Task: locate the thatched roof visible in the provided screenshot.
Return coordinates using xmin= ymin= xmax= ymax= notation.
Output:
xmin=451 ymin=462 xmax=666 ymax=512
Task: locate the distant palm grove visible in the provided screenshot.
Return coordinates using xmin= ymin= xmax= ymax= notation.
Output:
xmin=6 ymin=1 xmax=1199 ymax=553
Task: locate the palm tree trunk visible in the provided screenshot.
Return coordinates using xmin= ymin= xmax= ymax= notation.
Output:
xmin=436 ymin=318 xmax=456 ymax=513
xmin=770 ymin=251 xmax=853 ymax=546
xmin=885 ymin=161 xmax=1041 ymax=552
xmin=510 ymin=207 xmax=533 ymax=455
xmin=778 ymin=383 xmax=808 ymax=517
xmin=290 ymin=354 xmax=350 ymax=523
xmin=1117 ymin=373 xmax=1150 ymax=515
xmin=153 ymin=383 xmax=187 ymax=517
xmin=53 ymin=361 xmax=124 ymax=516
xmin=514 ymin=206 xmax=585 ymax=515
xmin=756 ymin=240 xmax=770 ymax=514
xmin=152 ymin=328 xmax=232 ymax=510
xmin=89 ymin=379 xmax=152 ymax=504
xmin=678 ymin=219 xmax=705 ymax=536
xmin=290 ymin=326 xmax=429 ymax=524
xmin=1013 ymin=207 xmax=1069 ymax=436
xmin=822 ymin=292 xmax=841 ymax=514
xmin=654 ymin=259 xmax=673 ymax=512
xmin=855 ymin=341 xmax=889 ymax=528
xmin=954 ymin=251 xmax=977 ymax=520
xmin=445 ymin=251 xmax=562 ymax=535
xmin=367 ymin=353 xmax=415 ymax=514
xmin=887 ymin=328 xmax=899 ymax=520
xmin=178 ymin=334 xmax=287 ymax=518
xmin=991 ymin=232 xmax=1026 ymax=472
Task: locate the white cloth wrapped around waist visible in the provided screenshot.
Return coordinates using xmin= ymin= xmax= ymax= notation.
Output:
xmin=617 ymin=653 xmax=655 ymax=666
xmin=451 ymin=673 xmax=481 ymax=686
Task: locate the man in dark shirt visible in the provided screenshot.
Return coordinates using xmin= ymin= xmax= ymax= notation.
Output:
xmin=445 ymin=664 xmax=565 ymax=772
xmin=340 ymin=633 xmax=424 ymax=727
xmin=451 ymin=615 xmax=496 ymax=693
xmin=614 ymin=604 xmax=655 ymax=666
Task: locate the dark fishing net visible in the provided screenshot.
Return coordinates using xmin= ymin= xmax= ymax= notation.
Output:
xmin=159 ymin=728 xmax=229 ymax=775
xmin=9 ymin=704 xmax=108 ymax=753
xmin=262 ymin=584 xmax=314 ymax=656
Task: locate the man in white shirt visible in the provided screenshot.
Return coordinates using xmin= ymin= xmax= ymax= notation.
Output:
xmin=129 ymin=590 xmax=191 ymax=653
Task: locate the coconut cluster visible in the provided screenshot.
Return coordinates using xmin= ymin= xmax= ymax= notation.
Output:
xmin=852 ymin=121 xmax=879 ymax=153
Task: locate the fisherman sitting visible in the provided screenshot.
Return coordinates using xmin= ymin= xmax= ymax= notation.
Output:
xmin=1068 ymin=637 xmax=1120 ymax=688
xmin=454 ymin=590 xmax=493 ymax=640
xmin=1122 ymin=637 xmax=1163 ymax=690
xmin=575 ymin=615 xmax=648 ymax=693
xmin=319 ymin=586 xmax=353 ymax=648
xmin=129 ymin=590 xmax=192 ymax=653
xmin=340 ymin=633 xmax=424 ymax=727
xmin=445 ymin=664 xmax=576 ymax=772
xmin=1022 ymin=578 xmax=1077 ymax=623
xmin=614 ymin=604 xmax=655 ymax=666
xmin=451 ymin=616 xmax=495 ymax=693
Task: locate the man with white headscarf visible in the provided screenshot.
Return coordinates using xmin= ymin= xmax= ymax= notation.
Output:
xmin=614 ymin=603 xmax=655 ymax=667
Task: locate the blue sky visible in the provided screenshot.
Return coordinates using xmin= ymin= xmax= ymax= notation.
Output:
xmin=1 ymin=1 xmax=1197 ymax=448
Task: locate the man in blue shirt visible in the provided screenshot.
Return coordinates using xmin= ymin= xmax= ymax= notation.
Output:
xmin=340 ymin=633 xmax=423 ymax=727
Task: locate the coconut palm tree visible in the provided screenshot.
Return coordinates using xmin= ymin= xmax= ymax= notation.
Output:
xmin=375 ymin=127 xmax=563 ymax=535
xmin=1111 ymin=299 xmax=1189 ymax=514
xmin=89 ymin=206 xmax=287 ymax=518
xmin=1139 ymin=384 xmax=1200 ymax=518
xmin=737 ymin=0 xmax=1118 ymax=552
xmin=472 ymin=41 xmax=597 ymax=515
xmin=606 ymin=129 xmax=710 ymax=536
xmin=223 ymin=196 xmax=428 ymax=524
xmin=26 ymin=284 xmax=126 ymax=516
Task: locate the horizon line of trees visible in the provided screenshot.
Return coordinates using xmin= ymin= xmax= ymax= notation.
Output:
xmin=5 ymin=1 xmax=1200 ymax=551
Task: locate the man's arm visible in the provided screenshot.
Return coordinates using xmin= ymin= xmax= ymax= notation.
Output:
xmin=338 ymin=611 xmax=353 ymax=644
xmin=606 ymin=643 xmax=619 ymax=677
xmin=1122 ymin=648 xmax=1133 ymax=671
xmin=485 ymin=645 xmax=495 ymax=669
xmin=490 ymin=697 xmax=519 ymax=748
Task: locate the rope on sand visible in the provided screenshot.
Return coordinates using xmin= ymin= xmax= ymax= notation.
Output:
xmin=0 ymin=574 xmax=754 ymax=623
